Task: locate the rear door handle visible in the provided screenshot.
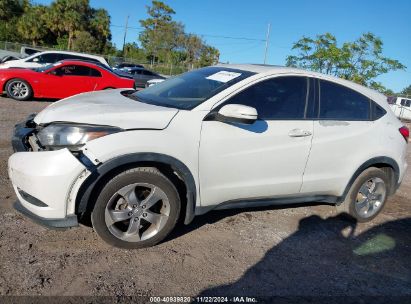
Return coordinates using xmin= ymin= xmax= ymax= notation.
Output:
xmin=288 ymin=129 xmax=312 ymax=137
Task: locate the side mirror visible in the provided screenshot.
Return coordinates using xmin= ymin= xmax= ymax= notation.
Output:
xmin=217 ymin=104 xmax=258 ymax=124
xmin=32 ymin=58 xmax=39 ymax=62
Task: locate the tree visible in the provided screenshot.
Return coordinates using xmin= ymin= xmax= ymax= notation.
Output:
xmin=71 ymin=30 xmax=99 ymax=53
xmin=286 ymin=32 xmax=405 ymax=93
xmin=139 ymin=1 xmax=182 ymax=64
xmin=184 ymin=34 xmax=203 ymax=68
xmin=89 ymin=8 xmax=111 ymax=51
xmin=121 ymin=43 xmax=145 ymax=62
xmin=17 ymin=5 xmax=49 ymax=46
xmin=0 ymin=0 xmax=28 ymax=20
xmin=198 ymin=45 xmax=220 ymax=67
xmin=45 ymin=0 xmax=90 ymax=50
xmin=401 ymin=85 xmax=411 ymax=97
xmin=139 ymin=1 xmax=219 ymax=68
xmin=0 ymin=0 xmax=29 ymax=42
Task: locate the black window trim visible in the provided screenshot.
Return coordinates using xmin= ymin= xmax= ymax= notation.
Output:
xmin=212 ymin=75 xmax=313 ymax=121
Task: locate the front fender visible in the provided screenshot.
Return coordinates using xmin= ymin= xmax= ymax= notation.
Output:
xmin=75 ymin=152 xmax=197 ymax=225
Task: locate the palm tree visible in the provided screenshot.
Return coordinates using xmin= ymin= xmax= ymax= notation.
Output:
xmin=45 ymin=0 xmax=89 ymax=50
xmin=17 ymin=5 xmax=48 ymax=46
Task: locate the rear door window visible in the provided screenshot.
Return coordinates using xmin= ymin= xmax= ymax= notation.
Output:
xmin=319 ymin=80 xmax=371 ymax=120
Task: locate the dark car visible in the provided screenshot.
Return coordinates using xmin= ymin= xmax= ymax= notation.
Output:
xmin=1 ymin=55 xmax=20 ymax=63
xmin=127 ymin=67 xmax=165 ymax=88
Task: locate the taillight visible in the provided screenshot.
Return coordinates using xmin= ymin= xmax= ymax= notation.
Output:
xmin=399 ymin=126 xmax=409 ymax=142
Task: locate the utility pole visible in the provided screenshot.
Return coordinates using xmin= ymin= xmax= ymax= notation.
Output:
xmin=122 ymin=15 xmax=129 ymax=57
xmin=263 ymin=23 xmax=271 ymax=64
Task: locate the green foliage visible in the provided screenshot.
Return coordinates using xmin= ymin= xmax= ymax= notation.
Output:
xmin=0 ymin=0 xmax=29 ymax=42
xmin=286 ymin=32 xmax=405 ymax=93
xmin=139 ymin=0 xmax=220 ymax=68
xmin=198 ymin=45 xmax=220 ymax=67
xmin=0 ymin=0 xmax=28 ymax=20
xmin=401 ymin=85 xmax=411 ymax=97
xmin=0 ymin=0 xmax=220 ymax=72
xmin=45 ymin=0 xmax=90 ymax=50
xmin=71 ymin=30 xmax=99 ymax=53
xmin=0 ymin=0 xmax=113 ymax=53
xmin=17 ymin=5 xmax=48 ymax=46
xmin=123 ymin=42 xmax=147 ymax=62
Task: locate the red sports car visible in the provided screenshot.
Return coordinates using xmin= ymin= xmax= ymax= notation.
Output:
xmin=0 ymin=60 xmax=135 ymax=101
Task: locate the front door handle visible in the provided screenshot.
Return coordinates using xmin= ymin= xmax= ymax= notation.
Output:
xmin=288 ymin=129 xmax=312 ymax=137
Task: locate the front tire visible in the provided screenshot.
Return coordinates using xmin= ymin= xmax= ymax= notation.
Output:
xmin=91 ymin=167 xmax=181 ymax=249
xmin=5 ymin=78 xmax=33 ymax=101
xmin=336 ymin=167 xmax=389 ymax=222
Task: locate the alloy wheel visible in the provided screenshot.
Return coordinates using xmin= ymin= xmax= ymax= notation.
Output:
xmin=104 ymin=183 xmax=170 ymax=242
xmin=10 ymin=81 xmax=29 ymax=99
xmin=355 ymin=177 xmax=386 ymax=218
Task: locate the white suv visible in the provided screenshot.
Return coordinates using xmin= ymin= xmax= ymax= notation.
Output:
xmin=8 ymin=65 xmax=409 ymax=248
xmin=0 ymin=51 xmax=109 ymax=69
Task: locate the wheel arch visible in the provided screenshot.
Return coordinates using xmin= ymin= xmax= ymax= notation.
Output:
xmin=75 ymin=153 xmax=197 ymax=225
xmin=341 ymin=156 xmax=400 ymax=202
xmin=3 ymin=77 xmax=34 ymax=96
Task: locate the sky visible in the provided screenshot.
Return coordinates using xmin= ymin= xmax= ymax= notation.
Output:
xmin=35 ymin=0 xmax=410 ymax=92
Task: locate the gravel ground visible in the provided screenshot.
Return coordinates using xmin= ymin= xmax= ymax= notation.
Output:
xmin=0 ymin=96 xmax=410 ymax=302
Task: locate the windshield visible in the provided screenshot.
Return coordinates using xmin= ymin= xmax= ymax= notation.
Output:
xmin=130 ymin=67 xmax=255 ymax=110
xmin=32 ymin=62 xmax=62 ymax=73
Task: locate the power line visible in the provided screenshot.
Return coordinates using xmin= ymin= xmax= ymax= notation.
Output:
xmin=110 ymin=24 xmax=266 ymax=42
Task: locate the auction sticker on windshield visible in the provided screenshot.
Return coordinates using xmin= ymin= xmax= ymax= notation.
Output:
xmin=206 ymin=71 xmax=242 ymax=83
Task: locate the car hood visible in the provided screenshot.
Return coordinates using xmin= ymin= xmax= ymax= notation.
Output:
xmin=0 ymin=59 xmax=28 ymax=69
xmin=34 ymin=89 xmax=179 ymax=130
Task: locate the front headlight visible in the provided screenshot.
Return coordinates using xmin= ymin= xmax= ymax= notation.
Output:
xmin=37 ymin=124 xmax=122 ymax=150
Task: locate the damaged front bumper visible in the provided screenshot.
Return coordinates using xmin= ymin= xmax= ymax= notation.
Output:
xmin=8 ymin=115 xmax=88 ymax=228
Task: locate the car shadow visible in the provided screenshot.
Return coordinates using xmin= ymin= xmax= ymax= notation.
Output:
xmin=166 ymin=202 xmax=329 ymax=242
xmin=194 ymin=214 xmax=411 ymax=303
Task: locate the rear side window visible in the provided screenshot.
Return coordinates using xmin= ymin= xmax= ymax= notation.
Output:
xmin=29 ymin=53 xmax=59 ymax=64
xmin=374 ymin=104 xmax=387 ymax=120
xmin=223 ymin=76 xmax=308 ymax=120
xmin=319 ymin=80 xmax=370 ymax=120
xmin=60 ymin=54 xmax=100 ymax=64
xmin=89 ymin=68 xmax=102 ymax=77
xmin=142 ymin=70 xmax=155 ymax=76
xmin=57 ymin=65 xmax=91 ymax=76
xmin=401 ymin=99 xmax=411 ymax=107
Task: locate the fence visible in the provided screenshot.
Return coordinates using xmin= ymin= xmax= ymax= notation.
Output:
xmin=0 ymin=41 xmax=192 ymax=76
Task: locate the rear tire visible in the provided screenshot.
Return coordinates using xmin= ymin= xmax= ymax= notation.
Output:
xmin=336 ymin=167 xmax=389 ymax=222
xmin=91 ymin=167 xmax=181 ymax=249
xmin=5 ymin=78 xmax=33 ymax=101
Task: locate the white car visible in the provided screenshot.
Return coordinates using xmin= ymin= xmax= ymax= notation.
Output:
xmin=0 ymin=51 xmax=109 ymax=69
xmin=8 ymin=64 xmax=409 ymax=249
xmin=389 ymin=96 xmax=411 ymax=121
